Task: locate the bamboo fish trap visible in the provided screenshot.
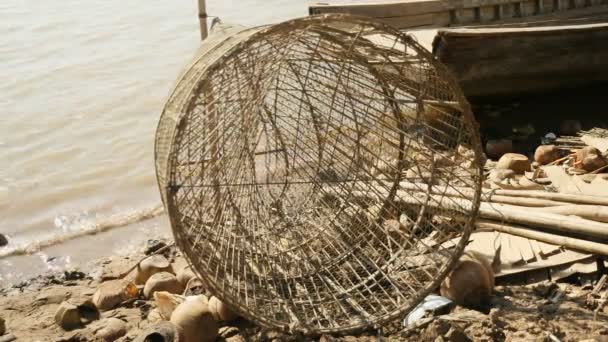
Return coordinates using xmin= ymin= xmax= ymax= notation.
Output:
xmin=155 ymin=14 xmax=483 ymax=335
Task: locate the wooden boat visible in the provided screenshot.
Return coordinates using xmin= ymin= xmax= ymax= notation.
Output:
xmin=310 ymin=1 xmax=608 ymax=98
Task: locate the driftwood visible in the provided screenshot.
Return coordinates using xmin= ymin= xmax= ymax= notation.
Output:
xmin=477 ymin=220 xmax=608 ymax=256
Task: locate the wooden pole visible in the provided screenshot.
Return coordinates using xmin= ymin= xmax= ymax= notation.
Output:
xmin=198 ymin=0 xmax=208 ymax=40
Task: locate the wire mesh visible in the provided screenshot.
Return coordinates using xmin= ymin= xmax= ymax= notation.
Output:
xmin=155 ymin=14 xmax=483 ymax=335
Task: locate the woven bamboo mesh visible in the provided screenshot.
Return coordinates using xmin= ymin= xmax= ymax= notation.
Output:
xmin=155 ymin=15 xmax=483 ymax=334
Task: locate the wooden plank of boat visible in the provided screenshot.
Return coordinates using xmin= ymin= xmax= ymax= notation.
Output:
xmin=433 ymin=21 xmax=608 ymax=98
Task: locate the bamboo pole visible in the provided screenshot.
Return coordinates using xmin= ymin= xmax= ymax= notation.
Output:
xmin=198 ymin=0 xmax=209 ymax=40
xmin=345 ymin=189 xmax=608 ymax=240
xmin=477 ymin=220 xmax=608 ymax=256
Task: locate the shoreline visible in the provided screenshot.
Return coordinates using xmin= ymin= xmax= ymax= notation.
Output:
xmin=1 ymin=238 xmax=608 ymax=341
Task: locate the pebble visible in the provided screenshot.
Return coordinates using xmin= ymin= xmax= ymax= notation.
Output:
xmin=0 ymin=334 xmax=16 ymax=342
xmin=0 ymin=234 xmax=7 ymax=247
xmin=0 ymin=316 xmax=4 ymax=335
xmin=144 ymin=239 xmax=167 ymax=255
xmin=445 ymin=326 xmax=471 ymax=342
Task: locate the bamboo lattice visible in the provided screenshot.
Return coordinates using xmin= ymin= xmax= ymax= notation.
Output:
xmin=155 ymin=15 xmax=483 ymax=334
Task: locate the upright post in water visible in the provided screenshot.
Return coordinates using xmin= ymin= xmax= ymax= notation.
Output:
xmin=198 ymin=0 xmax=208 ymax=40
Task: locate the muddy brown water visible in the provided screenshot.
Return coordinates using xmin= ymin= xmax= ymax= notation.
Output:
xmin=0 ymin=0 xmax=303 ymax=285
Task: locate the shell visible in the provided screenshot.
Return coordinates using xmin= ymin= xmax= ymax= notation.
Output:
xmin=170 ymin=295 xmax=219 ymax=342
xmin=95 ymin=318 xmax=127 ymax=342
xmin=92 ymin=280 xmax=138 ymax=311
xmin=154 ymin=291 xmax=186 ymax=320
xmin=144 ymin=272 xmax=184 ymax=299
xmin=208 ymin=296 xmax=238 ymax=322
xmin=135 ymin=254 xmax=172 ymax=285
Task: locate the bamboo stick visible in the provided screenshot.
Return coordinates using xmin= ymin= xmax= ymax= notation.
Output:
xmin=478 ymin=188 xmax=608 ymax=206
xmin=477 ymin=220 xmax=608 ymax=256
xmin=397 ymin=181 xmax=568 ymax=207
xmin=528 ymin=204 xmax=608 ymax=223
xmin=347 ymin=189 xmax=608 ymax=240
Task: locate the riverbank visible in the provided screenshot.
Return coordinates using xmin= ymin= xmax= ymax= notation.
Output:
xmin=2 ymin=239 xmax=608 ymax=341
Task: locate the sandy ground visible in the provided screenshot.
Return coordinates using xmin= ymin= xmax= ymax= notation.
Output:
xmin=1 ymin=241 xmax=608 ymax=342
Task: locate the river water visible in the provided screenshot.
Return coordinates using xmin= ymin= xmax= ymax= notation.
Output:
xmin=0 ymin=0 xmax=304 ymax=285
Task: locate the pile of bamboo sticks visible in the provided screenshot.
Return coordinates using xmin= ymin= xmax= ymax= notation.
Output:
xmin=396 ymin=182 xmax=608 ymax=256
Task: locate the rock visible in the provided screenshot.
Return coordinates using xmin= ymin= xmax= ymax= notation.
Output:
xmin=135 ymin=254 xmax=173 ymax=285
xmin=144 ymin=272 xmax=183 ymax=299
xmin=133 ymin=321 xmax=181 ymax=342
xmin=496 ymin=153 xmax=531 ymax=174
xmin=54 ymin=301 xmax=82 ymax=330
xmin=0 ymin=316 xmax=4 ymax=335
xmin=0 ymin=234 xmax=7 ymax=247
xmin=144 ymin=239 xmax=167 ymax=255
xmin=95 ymin=318 xmax=127 ymax=342
xmin=534 ymin=145 xmax=560 ymax=165
xmin=170 ymin=295 xmax=218 ymax=342
xmin=486 ymin=139 xmax=513 ymax=160
xmin=423 ymin=320 xmax=451 ymax=340
xmin=576 ymin=146 xmax=607 ymax=172
xmin=560 ymin=120 xmax=582 ymax=136
xmin=93 ymin=280 xmax=138 ymax=311
xmin=445 ymin=326 xmax=471 ymax=342
xmin=208 ymin=296 xmax=238 ymax=322
xmin=147 ymin=308 xmax=164 ymax=323
xmin=63 ymin=269 xmax=86 ymax=281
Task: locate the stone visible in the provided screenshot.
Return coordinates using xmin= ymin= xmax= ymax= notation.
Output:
xmin=445 ymin=326 xmax=471 ymax=342
xmin=576 ymin=146 xmax=607 ymax=172
xmin=534 ymin=145 xmax=560 ymax=165
xmin=485 ymin=139 xmax=513 ymax=160
xmin=144 ymin=272 xmax=183 ymax=299
xmin=496 ymin=153 xmax=532 ymax=174
xmin=0 ymin=234 xmax=7 ymax=247
xmin=423 ymin=320 xmax=452 ymax=340
xmin=0 ymin=316 xmax=5 ymax=335
xmin=63 ymin=269 xmax=86 ymax=281
xmin=94 ymin=318 xmax=127 ymax=342
xmin=54 ymin=301 xmax=82 ymax=330
xmin=560 ymin=120 xmax=582 ymax=136
xmin=144 ymin=239 xmax=167 ymax=255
